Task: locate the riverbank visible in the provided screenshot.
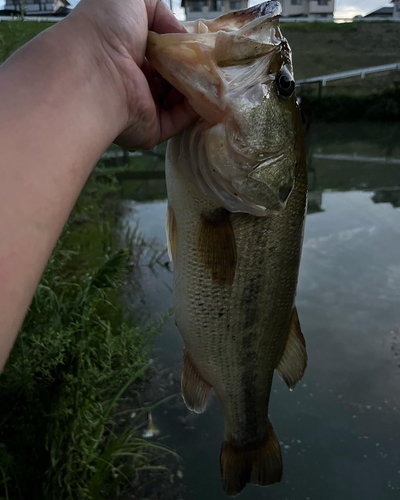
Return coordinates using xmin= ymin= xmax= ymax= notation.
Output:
xmin=0 ymin=170 xmax=174 ymax=500
xmin=2 ymin=19 xmax=399 ymax=80
xmin=301 ymin=85 xmax=400 ymax=122
xmin=2 ymin=19 xmax=399 ymax=123
xmin=282 ymin=21 xmax=400 ymax=81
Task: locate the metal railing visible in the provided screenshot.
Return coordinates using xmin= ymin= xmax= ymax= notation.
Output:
xmin=297 ymin=62 xmax=400 ymax=87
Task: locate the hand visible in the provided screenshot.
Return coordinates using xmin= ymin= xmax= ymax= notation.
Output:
xmin=0 ymin=0 xmax=197 ymax=369
xmin=68 ymin=0 xmax=197 ymax=150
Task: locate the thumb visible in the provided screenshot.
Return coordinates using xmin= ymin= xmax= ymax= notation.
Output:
xmin=145 ymin=0 xmax=187 ymax=34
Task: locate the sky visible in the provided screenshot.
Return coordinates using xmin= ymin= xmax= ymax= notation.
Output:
xmin=0 ymin=0 xmax=394 ymax=20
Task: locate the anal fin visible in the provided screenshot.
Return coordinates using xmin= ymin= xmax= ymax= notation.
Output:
xmin=181 ymin=350 xmax=212 ymax=413
xmin=166 ymin=204 xmax=177 ymax=262
xmin=276 ymin=307 xmax=307 ymax=389
xmin=220 ymin=424 xmax=282 ymax=496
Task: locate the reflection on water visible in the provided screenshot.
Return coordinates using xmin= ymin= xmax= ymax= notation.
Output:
xmin=373 ymin=188 xmax=400 ymax=209
xmin=123 ymin=122 xmax=400 ymax=499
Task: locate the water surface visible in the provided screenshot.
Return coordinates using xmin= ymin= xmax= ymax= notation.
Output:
xmin=124 ymin=122 xmax=400 ymax=499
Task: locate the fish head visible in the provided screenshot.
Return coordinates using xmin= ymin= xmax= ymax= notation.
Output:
xmin=146 ymin=1 xmax=304 ymax=216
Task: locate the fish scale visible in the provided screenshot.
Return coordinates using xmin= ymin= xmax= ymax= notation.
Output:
xmin=167 ymin=124 xmax=306 ymax=439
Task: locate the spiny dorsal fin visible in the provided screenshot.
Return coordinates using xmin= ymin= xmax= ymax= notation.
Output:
xmin=181 ymin=349 xmax=212 ymax=413
xmin=166 ymin=204 xmax=177 ymax=262
xmin=197 ymin=208 xmax=236 ymax=286
xmin=276 ymin=307 xmax=307 ymax=390
xmin=220 ymin=424 xmax=282 ymax=496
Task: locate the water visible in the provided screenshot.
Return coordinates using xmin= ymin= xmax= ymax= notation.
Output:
xmin=123 ymin=122 xmax=400 ymax=499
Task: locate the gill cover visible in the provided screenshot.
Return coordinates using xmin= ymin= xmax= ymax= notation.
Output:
xmin=146 ymin=2 xmax=297 ymax=215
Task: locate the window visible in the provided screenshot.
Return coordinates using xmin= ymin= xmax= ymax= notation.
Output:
xmin=317 ymin=0 xmax=329 ymax=5
xmin=291 ymin=0 xmax=303 ymax=5
xmin=211 ymin=0 xmax=222 ymax=11
xmin=230 ymin=0 xmax=241 ymax=9
xmin=192 ymin=0 xmax=204 ymax=12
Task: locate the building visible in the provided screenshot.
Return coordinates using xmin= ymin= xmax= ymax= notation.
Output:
xmin=394 ymin=0 xmax=400 ymax=20
xmin=4 ymin=0 xmax=70 ymax=15
xmin=181 ymin=0 xmax=249 ymax=21
xmin=361 ymin=1 xmax=400 ymax=19
xmin=363 ymin=5 xmax=393 ymax=18
xmin=280 ymin=0 xmax=334 ymax=19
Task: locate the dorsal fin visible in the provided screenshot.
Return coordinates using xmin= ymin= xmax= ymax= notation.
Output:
xmin=276 ymin=307 xmax=307 ymax=389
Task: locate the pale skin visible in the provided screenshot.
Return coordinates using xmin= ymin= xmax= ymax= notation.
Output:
xmin=0 ymin=0 xmax=197 ymax=370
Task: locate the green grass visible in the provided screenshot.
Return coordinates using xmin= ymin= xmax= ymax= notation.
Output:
xmin=301 ymin=85 xmax=400 ymax=122
xmin=1 ymin=18 xmax=399 ymax=81
xmin=282 ymin=21 xmax=358 ymax=33
xmin=0 ymin=171 xmax=173 ymax=500
xmin=282 ymin=21 xmax=400 ymax=80
xmin=0 ymin=20 xmax=53 ymax=62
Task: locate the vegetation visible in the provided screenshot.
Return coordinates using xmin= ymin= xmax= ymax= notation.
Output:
xmin=301 ymin=85 xmax=400 ymax=122
xmin=0 ymin=20 xmax=54 ymax=62
xmin=0 ymin=171 xmax=172 ymax=500
xmin=282 ymin=21 xmax=358 ymax=33
xmin=282 ymin=21 xmax=400 ymax=80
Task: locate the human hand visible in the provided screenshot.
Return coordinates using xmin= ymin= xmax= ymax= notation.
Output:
xmin=65 ymin=0 xmax=197 ymax=150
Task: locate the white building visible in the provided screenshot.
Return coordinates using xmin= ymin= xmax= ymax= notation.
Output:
xmin=280 ymin=0 xmax=334 ymax=19
xmin=181 ymin=0 xmax=248 ymax=21
xmin=392 ymin=0 xmax=400 ymax=19
xmin=361 ymin=1 xmax=400 ymax=20
xmin=4 ymin=0 xmax=70 ymax=14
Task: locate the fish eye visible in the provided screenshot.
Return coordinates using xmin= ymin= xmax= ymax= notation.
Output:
xmin=276 ymin=72 xmax=295 ymax=98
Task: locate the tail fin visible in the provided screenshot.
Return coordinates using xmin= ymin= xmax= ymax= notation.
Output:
xmin=220 ymin=425 xmax=282 ymax=496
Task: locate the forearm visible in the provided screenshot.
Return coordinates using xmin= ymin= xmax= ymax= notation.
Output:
xmin=0 ymin=16 xmax=127 ymax=369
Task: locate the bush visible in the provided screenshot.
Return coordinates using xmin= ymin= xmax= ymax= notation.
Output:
xmin=0 ymin=172 xmax=169 ymax=500
xmin=301 ymin=85 xmax=400 ymax=122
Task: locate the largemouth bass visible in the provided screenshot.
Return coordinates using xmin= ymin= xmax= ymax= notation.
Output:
xmin=146 ymin=1 xmax=307 ymax=495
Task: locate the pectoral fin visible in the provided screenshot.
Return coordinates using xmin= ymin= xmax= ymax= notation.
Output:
xmin=276 ymin=307 xmax=307 ymax=389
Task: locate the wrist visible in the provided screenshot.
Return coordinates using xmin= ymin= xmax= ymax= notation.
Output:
xmin=47 ymin=12 xmax=130 ymax=140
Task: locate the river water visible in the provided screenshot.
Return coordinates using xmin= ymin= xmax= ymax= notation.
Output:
xmin=123 ymin=122 xmax=400 ymax=500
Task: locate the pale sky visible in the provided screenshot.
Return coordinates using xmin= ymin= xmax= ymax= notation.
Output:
xmin=0 ymin=0 xmax=394 ymax=20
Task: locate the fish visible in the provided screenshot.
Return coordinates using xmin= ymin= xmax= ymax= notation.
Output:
xmin=146 ymin=1 xmax=308 ymax=495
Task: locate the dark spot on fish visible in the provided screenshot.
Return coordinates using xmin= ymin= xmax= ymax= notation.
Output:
xmin=243 ymin=280 xmax=261 ymax=329
xmin=197 ymin=208 xmax=237 ymax=286
xmin=218 ymin=312 xmax=224 ymax=318
xmin=238 ymin=224 xmax=270 ymax=440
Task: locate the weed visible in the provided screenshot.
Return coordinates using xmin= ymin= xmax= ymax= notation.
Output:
xmin=0 ymin=172 xmax=172 ymax=500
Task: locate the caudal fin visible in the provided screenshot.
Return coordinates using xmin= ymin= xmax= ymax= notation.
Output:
xmin=220 ymin=425 xmax=282 ymax=496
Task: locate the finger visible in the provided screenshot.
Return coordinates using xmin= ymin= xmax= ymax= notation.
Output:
xmin=145 ymin=0 xmax=187 ymax=34
xmin=162 ymin=87 xmax=185 ymax=110
xmin=158 ymin=99 xmax=198 ymax=144
xmin=141 ymin=58 xmax=158 ymax=80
